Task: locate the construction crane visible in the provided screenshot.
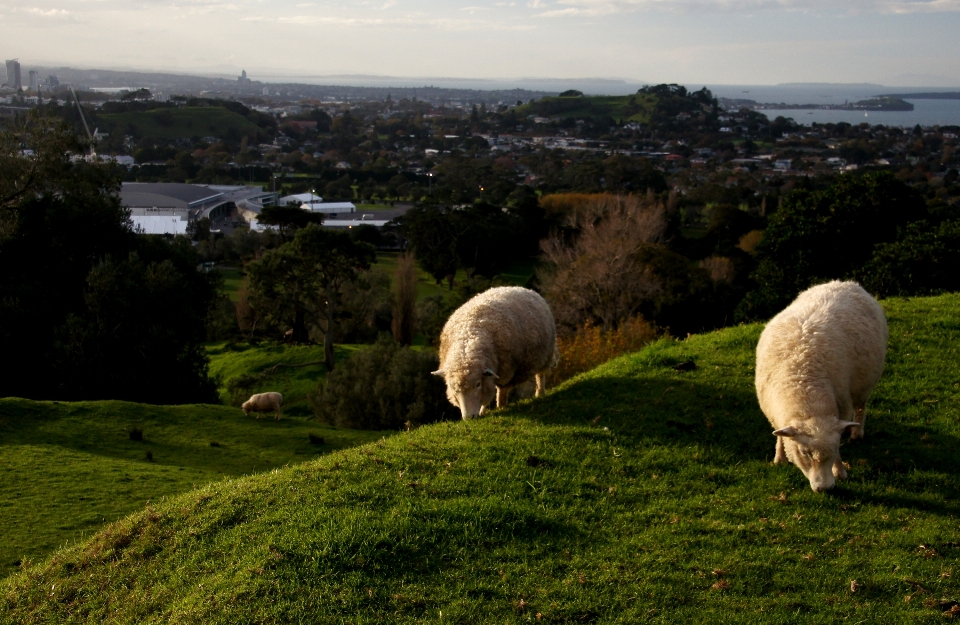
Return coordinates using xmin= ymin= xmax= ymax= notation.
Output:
xmin=69 ymin=86 xmax=97 ymax=158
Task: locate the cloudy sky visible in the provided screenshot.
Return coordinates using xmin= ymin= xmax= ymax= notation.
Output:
xmin=2 ymin=0 xmax=959 ymax=86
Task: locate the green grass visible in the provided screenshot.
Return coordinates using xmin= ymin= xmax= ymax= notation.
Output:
xmin=216 ymin=266 xmax=244 ymax=303
xmin=0 ymin=400 xmax=389 ymax=579
xmin=99 ymin=107 xmax=261 ymax=141
xmin=207 ymin=342 xmax=364 ymax=414
xmin=4 ymin=293 xmax=959 ymax=622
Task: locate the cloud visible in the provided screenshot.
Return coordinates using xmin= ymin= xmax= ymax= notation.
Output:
xmin=541 ymin=0 xmax=960 ymax=14
xmin=241 ymin=13 xmax=535 ymax=30
xmin=24 ymin=7 xmax=73 ymax=17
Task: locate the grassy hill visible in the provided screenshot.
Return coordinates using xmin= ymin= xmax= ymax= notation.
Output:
xmin=98 ymin=107 xmax=262 ymax=141
xmin=6 ymin=293 xmax=958 ymax=622
xmin=207 ymin=341 xmax=363 ymax=414
xmin=0 ymin=400 xmax=389 ymax=578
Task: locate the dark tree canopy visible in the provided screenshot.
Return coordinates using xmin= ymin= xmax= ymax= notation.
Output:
xmin=257 ymin=205 xmax=325 ymax=239
xmin=737 ymin=172 xmax=928 ymax=321
xmin=0 ymin=113 xmax=220 ymax=403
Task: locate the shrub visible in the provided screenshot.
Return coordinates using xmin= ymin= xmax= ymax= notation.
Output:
xmin=552 ymin=316 xmax=658 ymax=385
xmin=226 ymin=374 xmax=260 ymax=407
xmin=310 ymin=336 xmax=455 ymax=430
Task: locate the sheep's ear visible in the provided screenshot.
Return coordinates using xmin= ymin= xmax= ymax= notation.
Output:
xmin=772 ymin=426 xmax=799 ymax=437
xmin=484 ymin=368 xmax=499 ymax=379
xmin=837 ymin=420 xmax=859 ymax=434
xmin=431 ymin=369 xmax=445 ymax=377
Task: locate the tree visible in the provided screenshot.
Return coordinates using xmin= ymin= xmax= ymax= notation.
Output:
xmin=537 ymin=195 xmax=669 ymax=332
xmin=737 ymin=172 xmax=926 ymax=321
xmin=399 ymin=202 xmax=528 ymax=289
xmin=398 ymin=205 xmax=462 ymax=288
xmin=0 ymin=113 xmax=220 ymax=403
xmin=248 ymin=225 xmax=375 ymax=370
xmin=121 ymin=88 xmax=152 ymax=102
xmin=257 ymin=205 xmax=324 ymax=240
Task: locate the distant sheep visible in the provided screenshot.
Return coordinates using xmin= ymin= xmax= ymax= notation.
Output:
xmin=433 ymin=286 xmax=559 ymax=419
xmin=755 ymin=281 xmax=887 ymax=492
xmin=242 ymin=392 xmax=284 ymax=420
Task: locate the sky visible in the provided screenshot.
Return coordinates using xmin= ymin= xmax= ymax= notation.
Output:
xmin=2 ymin=0 xmax=959 ymax=87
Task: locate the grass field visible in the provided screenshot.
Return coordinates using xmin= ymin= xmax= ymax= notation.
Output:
xmin=3 ymin=293 xmax=958 ymax=622
xmin=0 ymin=400 xmax=389 ymax=579
xmin=98 ymin=107 xmax=261 ymax=141
xmin=216 ymin=266 xmax=244 ymax=302
xmin=207 ymin=341 xmax=363 ymax=414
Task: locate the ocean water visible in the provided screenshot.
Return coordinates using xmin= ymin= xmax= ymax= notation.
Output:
xmin=705 ymin=83 xmax=960 ymax=127
xmin=757 ymin=100 xmax=960 ymax=128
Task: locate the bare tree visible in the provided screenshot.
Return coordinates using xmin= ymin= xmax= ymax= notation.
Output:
xmin=538 ymin=194 xmax=669 ymax=332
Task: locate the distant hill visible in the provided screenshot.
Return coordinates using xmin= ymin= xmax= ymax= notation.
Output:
xmin=4 ymin=293 xmax=958 ymax=622
xmin=877 ymin=92 xmax=960 ymax=100
xmin=518 ymin=84 xmax=719 ymax=126
xmin=98 ymin=106 xmax=265 ymax=142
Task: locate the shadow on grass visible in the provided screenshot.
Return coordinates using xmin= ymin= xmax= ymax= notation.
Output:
xmin=515 ymin=370 xmax=960 ymax=510
xmin=0 ymin=399 xmax=334 ymax=476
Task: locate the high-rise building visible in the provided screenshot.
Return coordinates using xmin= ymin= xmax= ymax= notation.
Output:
xmin=46 ymin=75 xmax=60 ymax=88
xmin=238 ymin=69 xmax=249 ymax=83
xmin=4 ymin=59 xmax=21 ymax=90
xmin=28 ymin=70 xmax=39 ymax=91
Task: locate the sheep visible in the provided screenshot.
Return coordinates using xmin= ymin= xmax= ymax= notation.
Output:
xmin=755 ymin=280 xmax=887 ymax=492
xmin=433 ymin=286 xmax=559 ymax=419
xmin=242 ymin=392 xmax=284 ymax=420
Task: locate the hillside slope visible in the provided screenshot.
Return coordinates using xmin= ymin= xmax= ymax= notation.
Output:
xmin=0 ymin=401 xmax=388 ymax=577
xmin=3 ymin=295 xmax=959 ymax=623
xmin=98 ymin=107 xmax=262 ymax=141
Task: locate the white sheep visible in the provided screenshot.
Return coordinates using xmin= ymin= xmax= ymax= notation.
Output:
xmin=755 ymin=281 xmax=887 ymax=492
xmin=242 ymin=392 xmax=284 ymax=420
xmin=433 ymin=286 xmax=559 ymax=419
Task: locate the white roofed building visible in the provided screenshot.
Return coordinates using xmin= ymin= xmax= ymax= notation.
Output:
xmin=130 ymin=211 xmax=189 ymax=235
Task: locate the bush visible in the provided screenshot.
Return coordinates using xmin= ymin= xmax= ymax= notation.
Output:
xmin=553 ymin=317 xmax=658 ymax=385
xmin=310 ymin=336 xmax=455 ymax=430
xmin=226 ymin=374 xmax=260 ymax=407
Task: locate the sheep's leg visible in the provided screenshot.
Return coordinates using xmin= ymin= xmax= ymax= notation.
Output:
xmin=496 ymin=386 xmax=511 ymax=408
xmin=275 ymin=409 xmax=282 ymax=421
xmin=833 ymin=457 xmax=848 ymax=480
xmin=850 ymin=403 xmax=867 ymax=440
xmin=535 ymin=372 xmax=547 ymax=397
xmin=773 ymin=437 xmax=788 ymax=465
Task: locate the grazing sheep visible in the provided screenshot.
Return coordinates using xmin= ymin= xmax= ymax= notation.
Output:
xmin=755 ymin=281 xmax=887 ymax=492
xmin=433 ymin=286 xmax=559 ymax=419
xmin=242 ymin=392 xmax=284 ymax=420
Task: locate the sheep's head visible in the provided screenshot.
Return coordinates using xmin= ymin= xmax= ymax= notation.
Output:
xmin=774 ymin=419 xmax=858 ymax=492
xmin=432 ymin=366 xmax=498 ymax=419
xmin=241 ymin=401 xmax=252 ymax=415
